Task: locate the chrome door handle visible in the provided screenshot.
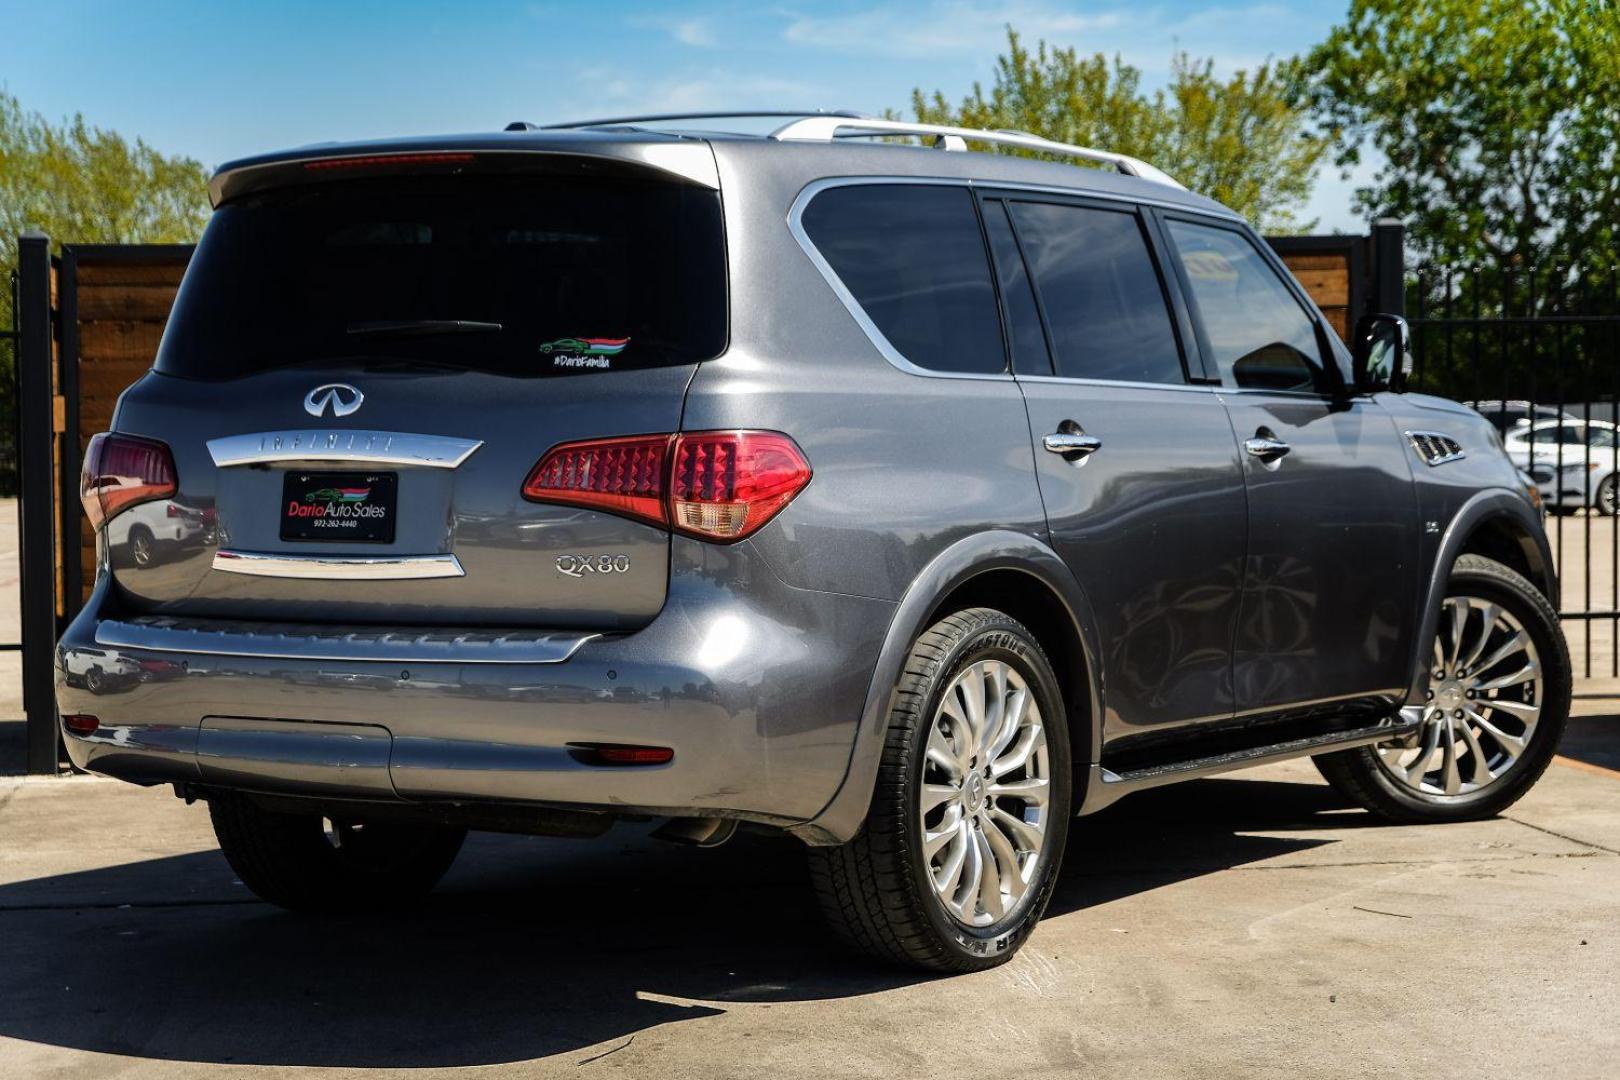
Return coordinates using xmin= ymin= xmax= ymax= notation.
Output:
xmin=1043 ymin=432 xmax=1103 ymax=457
xmin=1244 ymin=436 xmax=1291 ymax=460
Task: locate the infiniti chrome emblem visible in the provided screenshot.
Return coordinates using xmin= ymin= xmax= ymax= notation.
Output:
xmin=303 ymin=383 xmax=364 ymax=418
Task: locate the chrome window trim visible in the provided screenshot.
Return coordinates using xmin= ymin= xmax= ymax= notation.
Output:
xmin=212 ymin=551 xmax=466 ymax=580
xmin=788 ymin=175 xmax=1241 ymax=385
xmin=1014 ymin=374 xmax=1218 ymax=395
xmin=95 ymin=616 xmax=596 ymax=665
xmin=207 ymin=430 xmax=483 ymax=469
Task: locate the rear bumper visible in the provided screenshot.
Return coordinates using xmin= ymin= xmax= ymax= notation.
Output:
xmin=56 ymin=541 xmax=896 ymax=833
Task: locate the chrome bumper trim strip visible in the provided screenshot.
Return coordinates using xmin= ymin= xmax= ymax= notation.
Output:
xmin=94 ymin=616 xmax=598 ymax=665
xmin=212 ymin=550 xmax=465 ymax=580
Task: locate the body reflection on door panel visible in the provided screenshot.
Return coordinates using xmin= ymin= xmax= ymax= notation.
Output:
xmin=1021 ymin=383 xmax=1246 ymax=738
xmin=1224 ymin=395 xmax=1418 ymax=716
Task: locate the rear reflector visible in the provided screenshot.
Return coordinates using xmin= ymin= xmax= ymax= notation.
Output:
xmin=568 ymin=743 xmax=675 ymax=766
xmin=523 ymin=430 xmax=811 ymax=542
xmin=81 ymin=432 xmax=178 ymax=531
xmin=62 ymin=714 xmax=99 ymax=736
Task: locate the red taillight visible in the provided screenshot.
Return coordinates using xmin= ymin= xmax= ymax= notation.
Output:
xmin=522 ymin=434 xmax=671 ymax=528
xmin=80 ymin=432 xmax=178 ymax=531
xmin=670 ymin=431 xmax=810 ymax=540
xmin=522 ymin=430 xmax=811 ymax=542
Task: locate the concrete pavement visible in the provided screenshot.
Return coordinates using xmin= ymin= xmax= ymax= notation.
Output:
xmin=0 ymin=750 xmax=1616 ymax=1079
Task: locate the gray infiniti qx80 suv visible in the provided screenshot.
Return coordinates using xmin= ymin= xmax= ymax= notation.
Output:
xmin=57 ymin=112 xmax=1570 ymax=971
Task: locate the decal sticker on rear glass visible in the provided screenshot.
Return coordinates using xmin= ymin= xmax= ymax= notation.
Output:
xmin=540 ymin=336 xmax=629 ymax=369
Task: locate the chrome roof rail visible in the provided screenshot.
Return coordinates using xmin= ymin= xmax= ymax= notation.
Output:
xmin=768 ymin=116 xmax=1185 ymax=189
xmin=539 ymin=109 xmax=872 ymax=131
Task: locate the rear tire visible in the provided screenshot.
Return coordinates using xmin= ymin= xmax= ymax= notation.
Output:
xmin=208 ymin=791 xmax=465 ymax=912
xmin=1314 ymin=555 xmax=1569 ymax=823
xmin=809 ymin=607 xmax=1071 ymax=972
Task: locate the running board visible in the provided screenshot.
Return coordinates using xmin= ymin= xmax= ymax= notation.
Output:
xmin=1079 ymin=718 xmax=1421 ymax=814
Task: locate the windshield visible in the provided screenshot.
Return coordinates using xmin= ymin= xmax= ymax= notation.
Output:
xmin=156 ymin=173 xmax=726 ymax=379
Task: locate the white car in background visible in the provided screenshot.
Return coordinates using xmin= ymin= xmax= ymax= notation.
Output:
xmin=1504 ymin=418 xmax=1620 ymax=515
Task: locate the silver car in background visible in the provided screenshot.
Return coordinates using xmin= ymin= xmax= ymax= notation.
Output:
xmin=1504 ymin=418 xmax=1620 ymax=515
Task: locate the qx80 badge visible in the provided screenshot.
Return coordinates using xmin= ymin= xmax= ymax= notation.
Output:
xmin=556 ymin=553 xmax=631 ymax=578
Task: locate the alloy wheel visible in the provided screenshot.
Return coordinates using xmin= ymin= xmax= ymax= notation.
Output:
xmin=920 ymin=659 xmax=1050 ymax=927
xmin=1377 ymin=596 xmax=1542 ymax=798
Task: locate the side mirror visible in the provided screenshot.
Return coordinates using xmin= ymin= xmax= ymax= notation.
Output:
xmin=1353 ymin=313 xmax=1413 ymax=393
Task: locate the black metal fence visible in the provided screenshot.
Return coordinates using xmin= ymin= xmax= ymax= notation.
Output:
xmin=1 ymin=268 xmax=18 ymax=498
xmin=1408 ymin=263 xmax=1620 ymax=677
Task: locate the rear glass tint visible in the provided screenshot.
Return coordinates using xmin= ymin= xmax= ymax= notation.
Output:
xmin=801 ymin=184 xmax=1006 ymax=375
xmin=156 ymin=174 xmax=726 ymax=380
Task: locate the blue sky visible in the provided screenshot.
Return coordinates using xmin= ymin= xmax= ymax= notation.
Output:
xmin=0 ymin=0 xmax=1371 ymax=230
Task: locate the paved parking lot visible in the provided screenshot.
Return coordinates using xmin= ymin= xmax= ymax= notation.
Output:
xmin=2 ymin=745 xmax=1617 ymax=1079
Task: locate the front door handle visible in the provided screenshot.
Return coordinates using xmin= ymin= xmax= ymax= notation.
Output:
xmin=1244 ymin=435 xmax=1291 ymax=460
xmin=1043 ymin=432 xmax=1103 ymax=458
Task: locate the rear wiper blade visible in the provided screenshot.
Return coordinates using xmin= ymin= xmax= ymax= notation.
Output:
xmin=345 ymin=319 xmax=502 ymax=338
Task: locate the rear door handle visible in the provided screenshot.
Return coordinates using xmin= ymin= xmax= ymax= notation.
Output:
xmin=1244 ymin=435 xmax=1291 ymax=460
xmin=1043 ymin=432 xmax=1103 ymax=458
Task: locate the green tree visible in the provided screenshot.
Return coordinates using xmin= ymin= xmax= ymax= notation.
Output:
xmin=1302 ymin=0 xmax=1620 ymax=271
xmin=1 ymin=89 xmax=211 ymax=326
xmin=905 ymin=29 xmax=1329 ymax=231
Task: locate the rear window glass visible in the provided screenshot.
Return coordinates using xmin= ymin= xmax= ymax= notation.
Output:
xmin=156 ymin=174 xmax=726 ymax=380
xmin=800 ymin=184 xmax=1005 ymax=375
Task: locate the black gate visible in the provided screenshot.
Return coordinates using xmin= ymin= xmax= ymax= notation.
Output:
xmin=1408 ymin=262 xmax=1620 ymax=677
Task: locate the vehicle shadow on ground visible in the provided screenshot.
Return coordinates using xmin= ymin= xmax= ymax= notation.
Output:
xmin=0 ymin=777 xmax=1363 ymax=1068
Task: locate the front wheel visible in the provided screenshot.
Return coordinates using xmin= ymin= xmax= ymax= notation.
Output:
xmin=809 ymin=607 xmax=1072 ymax=971
xmin=209 ymin=791 xmax=465 ymax=912
xmin=1314 ymin=555 xmax=1570 ymax=823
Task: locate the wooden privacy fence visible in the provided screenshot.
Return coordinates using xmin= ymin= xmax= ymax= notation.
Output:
xmin=6 ymin=225 xmax=1401 ymax=772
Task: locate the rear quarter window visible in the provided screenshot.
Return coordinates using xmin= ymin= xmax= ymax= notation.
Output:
xmin=156 ymin=174 xmax=726 ymax=380
xmin=799 ymin=184 xmax=1006 ymax=376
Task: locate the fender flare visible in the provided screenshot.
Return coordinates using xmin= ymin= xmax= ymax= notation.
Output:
xmin=1406 ymin=488 xmax=1556 ymax=701
xmin=790 ymin=530 xmax=1104 ymax=846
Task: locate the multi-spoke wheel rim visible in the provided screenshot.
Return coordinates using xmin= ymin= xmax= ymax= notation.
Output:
xmin=1600 ymin=477 xmax=1619 ymax=517
xmin=920 ymin=658 xmax=1050 ymax=928
xmin=1377 ymin=595 xmax=1542 ymax=798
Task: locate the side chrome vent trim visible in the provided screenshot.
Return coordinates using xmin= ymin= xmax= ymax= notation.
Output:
xmin=1405 ymin=430 xmax=1466 ymax=467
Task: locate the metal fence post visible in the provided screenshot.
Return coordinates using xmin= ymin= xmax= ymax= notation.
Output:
xmin=1372 ymin=218 xmax=1406 ymax=318
xmin=16 ymin=232 xmax=60 ymax=774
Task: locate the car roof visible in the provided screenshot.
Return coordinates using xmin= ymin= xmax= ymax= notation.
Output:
xmin=209 ymin=120 xmax=1239 ymax=220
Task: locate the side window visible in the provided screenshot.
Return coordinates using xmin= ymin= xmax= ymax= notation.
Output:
xmin=1525 ymin=425 xmax=1584 ymax=447
xmin=1165 ymin=219 xmax=1329 ymax=393
xmin=981 ymin=200 xmax=1052 ymax=375
xmin=1006 ymin=200 xmax=1186 ymax=384
xmin=800 ymin=184 xmax=1005 ymax=375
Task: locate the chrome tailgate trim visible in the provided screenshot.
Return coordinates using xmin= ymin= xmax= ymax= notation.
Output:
xmin=213 ymin=550 xmax=465 ymax=580
xmin=207 ymin=429 xmax=482 ymax=469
